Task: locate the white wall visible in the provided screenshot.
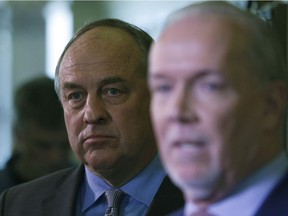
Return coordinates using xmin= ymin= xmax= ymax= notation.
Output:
xmin=0 ymin=2 xmax=12 ymax=168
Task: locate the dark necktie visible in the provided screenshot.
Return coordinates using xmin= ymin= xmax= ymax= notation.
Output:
xmin=104 ymin=189 xmax=125 ymax=216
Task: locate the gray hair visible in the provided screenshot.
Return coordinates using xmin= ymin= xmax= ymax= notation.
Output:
xmin=54 ymin=18 xmax=153 ymax=98
xmin=162 ymin=1 xmax=286 ymax=85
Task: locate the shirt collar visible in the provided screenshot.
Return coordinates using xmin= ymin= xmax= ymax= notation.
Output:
xmin=184 ymin=153 xmax=288 ymax=216
xmin=81 ymin=166 xmax=111 ymax=211
xmin=121 ymin=154 xmax=165 ymax=206
xmin=81 ymin=154 xmax=165 ymax=212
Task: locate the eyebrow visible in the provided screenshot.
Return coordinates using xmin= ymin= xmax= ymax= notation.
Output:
xmin=62 ymin=82 xmax=82 ymax=91
xmin=149 ymin=70 xmax=220 ymax=79
xmin=99 ymin=77 xmax=126 ymax=86
xmin=148 ymin=73 xmax=170 ymax=82
xmin=62 ymin=76 xmax=126 ymax=91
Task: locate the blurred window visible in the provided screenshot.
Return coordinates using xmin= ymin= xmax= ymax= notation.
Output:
xmin=44 ymin=1 xmax=73 ymax=78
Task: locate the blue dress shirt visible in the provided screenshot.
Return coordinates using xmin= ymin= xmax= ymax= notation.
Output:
xmin=76 ymin=155 xmax=165 ymax=216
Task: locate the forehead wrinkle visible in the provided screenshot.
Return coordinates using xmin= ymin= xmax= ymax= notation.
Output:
xmin=60 ymin=60 xmax=121 ymax=74
xmin=60 ymin=34 xmax=135 ymax=71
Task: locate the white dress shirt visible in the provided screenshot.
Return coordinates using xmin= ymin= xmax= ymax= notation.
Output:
xmin=184 ymin=153 xmax=288 ymax=216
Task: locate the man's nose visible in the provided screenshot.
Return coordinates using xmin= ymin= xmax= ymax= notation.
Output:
xmin=83 ymin=95 xmax=109 ymax=125
xmin=168 ymin=87 xmax=198 ymax=123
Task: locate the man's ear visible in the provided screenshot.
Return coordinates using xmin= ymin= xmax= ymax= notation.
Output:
xmin=263 ymin=80 xmax=287 ymax=132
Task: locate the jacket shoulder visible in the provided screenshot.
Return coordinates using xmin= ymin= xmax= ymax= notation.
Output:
xmin=146 ymin=176 xmax=184 ymax=216
xmin=5 ymin=166 xmax=79 ymax=194
xmin=0 ymin=165 xmax=83 ymax=216
xmin=255 ymin=171 xmax=288 ymax=216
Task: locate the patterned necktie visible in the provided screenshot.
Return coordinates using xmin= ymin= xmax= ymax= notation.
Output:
xmin=104 ymin=189 xmax=125 ymax=216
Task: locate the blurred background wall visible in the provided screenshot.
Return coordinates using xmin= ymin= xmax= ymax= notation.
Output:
xmin=0 ymin=0 xmax=286 ymax=168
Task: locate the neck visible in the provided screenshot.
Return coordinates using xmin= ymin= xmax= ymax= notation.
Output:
xmin=185 ymin=147 xmax=285 ymax=207
xmin=92 ymin=151 xmax=158 ymax=187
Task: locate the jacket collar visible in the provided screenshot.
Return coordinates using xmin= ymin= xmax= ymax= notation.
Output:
xmin=42 ymin=165 xmax=84 ymax=216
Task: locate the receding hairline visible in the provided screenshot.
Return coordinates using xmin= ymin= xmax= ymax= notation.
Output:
xmin=54 ymin=19 xmax=153 ymax=98
xmin=156 ymin=1 xmax=286 ymax=84
xmin=164 ymin=1 xmax=257 ymax=31
xmin=56 ymin=19 xmax=153 ymax=77
xmin=59 ymin=26 xmax=143 ymax=69
xmin=58 ymin=26 xmax=144 ymax=73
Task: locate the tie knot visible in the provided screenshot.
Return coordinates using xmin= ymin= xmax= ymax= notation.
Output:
xmin=104 ymin=189 xmax=125 ymax=216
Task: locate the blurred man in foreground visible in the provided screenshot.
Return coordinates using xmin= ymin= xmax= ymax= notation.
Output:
xmin=149 ymin=1 xmax=287 ymax=216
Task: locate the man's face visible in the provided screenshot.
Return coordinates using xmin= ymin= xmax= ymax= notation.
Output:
xmin=59 ymin=27 xmax=156 ymax=184
xmin=149 ymin=17 xmax=269 ymax=201
xmin=22 ymin=122 xmax=71 ymax=176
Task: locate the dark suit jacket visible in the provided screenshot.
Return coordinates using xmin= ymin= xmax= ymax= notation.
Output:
xmin=168 ymin=172 xmax=288 ymax=216
xmin=0 ymin=155 xmax=28 ymax=194
xmin=0 ymin=164 xmax=184 ymax=216
xmin=0 ymin=166 xmax=19 ymax=194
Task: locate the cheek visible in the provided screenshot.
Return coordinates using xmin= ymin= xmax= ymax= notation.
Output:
xmin=117 ymin=96 xmax=155 ymax=150
xmin=113 ymin=103 xmax=146 ymax=138
xmin=151 ymin=95 xmax=165 ymax=124
xmin=201 ymin=105 xmax=238 ymax=162
xmin=208 ymin=107 xmax=251 ymax=174
xmin=64 ymin=113 xmax=74 ymax=137
xmin=64 ymin=106 xmax=82 ymax=133
xmin=151 ymin=101 xmax=166 ymax=143
xmin=63 ymin=111 xmax=82 ymax=152
xmin=150 ymin=107 xmax=171 ymax=168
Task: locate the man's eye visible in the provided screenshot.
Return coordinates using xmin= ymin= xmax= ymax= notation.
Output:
xmin=103 ymin=88 xmax=122 ymax=97
xmin=196 ymin=80 xmax=229 ymax=96
xmin=154 ymin=84 xmax=172 ymax=93
xmin=68 ymin=92 xmax=82 ymax=100
xmin=202 ymin=82 xmax=224 ymax=91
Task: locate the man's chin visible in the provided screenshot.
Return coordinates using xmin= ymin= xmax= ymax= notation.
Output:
xmin=169 ymin=168 xmax=220 ymax=197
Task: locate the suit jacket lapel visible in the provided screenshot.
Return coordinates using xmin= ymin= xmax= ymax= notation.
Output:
xmin=146 ymin=176 xmax=184 ymax=216
xmin=167 ymin=208 xmax=184 ymax=216
xmin=40 ymin=167 xmax=184 ymax=216
xmin=41 ymin=165 xmax=84 ymax=216
xmin=255 ymin=171 xmax=288 ymax=216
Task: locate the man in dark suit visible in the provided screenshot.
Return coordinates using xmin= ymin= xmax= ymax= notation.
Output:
xmin=0 ymin=76 xmax=73 ymax=194
xmin=0 ymin=19 xmax=183 ymax=216
xmin=148 ymin=1 xmax=288 ymax=216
